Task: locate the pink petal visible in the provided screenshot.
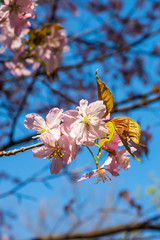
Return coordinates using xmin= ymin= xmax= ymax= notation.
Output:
xmin=50 ymin=158 xmax=63 ymax=174
xmin=102 ymin=157 xmax=112 ymax=167
xmin=89 ymin=121 xmax=107 ymax=139
xmin=88 ymin=100 xmax=106 ymax=118
xmin=40 ymin=132 xmax=56 ymax=147
xmin=24 ymin=113 xmax=45 ymax=130
xmin=77 ymin=170 xmax=97 ymax=182
xmin=104 ymin=156 xmax=120 ymax=176
xmin=46 ymin=108 xmax=63 ymax=129
xmin=118 ymin=148 xmax=127 ymax=157
xmin=78 ymin=99 xmax=88 ymax=113
xmin=67 ymin=138 xmax=79 ymax=163
xmin=59 ymin=135 xmax=69 ymax=149
xmin=62 ymin=110 xmax=78 ymax=126
xmin=50 ymin=127 xmax=61 ymax=140
xmin=32 ymin=146 xmax=53 ymax=158
xmin=59 ymin=135 xmax=71 ymax=163
xmin=4 ymin=0 xmax=10 ymax=4
xmin=62 ymin=110 xmax=78 ymax=135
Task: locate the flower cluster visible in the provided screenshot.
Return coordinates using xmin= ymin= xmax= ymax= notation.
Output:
xmin=27 ymin=24 xmax=69 ymax=74
xmin=0 ymin=0 xmax=36 ymax=51
xmin=24 ymin=98 xmax=138 ymax=183
xmin=0 ymin=1 xmax=68 ymax=76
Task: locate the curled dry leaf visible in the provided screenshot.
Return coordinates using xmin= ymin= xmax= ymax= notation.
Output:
xmin=96 ymin=70 xmax=114 ymax=117
xmin=111 ymin=116 xmax=141 ymax=161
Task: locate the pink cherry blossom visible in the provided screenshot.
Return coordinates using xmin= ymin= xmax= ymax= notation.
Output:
xmin=67 ymin=136 xmax=79 ymax=163
xmin=33 ymin=133 xmax=71 ymax=174
xmin=24 ymin=108 xmax=63 ymax=139
xmin=78 ymin=147 xmax=136 ymax=182
xmin=60 ymin=117 xmax=79 ymax=163
xmin=78 ymin=163 xmax=111 ymax=183
xmin=104 ymin=147 xmax=137 ymax=174
xmin=0 ymin=0 xmax=36 ymax=36
xmin=116 ymin=148 xmax=132 ymax=170
xmin=102 ymin=132 xmax=123 ymax=151
xmin=5 ymin=61 xmax=31 ymax=76
xmin=34 ymin=24 xmax=69 ymax=73
xmin=0 ymin=19 xmax=29 ymax=53
xmin=103 ymin=156 xmax=120 ymax=176
xmin=5 ymin=43 xmax=33 ymax=76
xmin=62 ymin=99 xmax=108 ymax=146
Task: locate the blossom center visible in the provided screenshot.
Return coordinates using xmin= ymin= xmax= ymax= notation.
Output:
xmin=96 ymin=169 xmax=111 ymax=183
xmin=120 ymin=155 xmax=129 ymax=165
xmin=36 ymin=123 xmax=50 ymax=134
xmin=50 ymin=142 xmax=64 ymax=160
xmin=82 ymin=116 xmax=90 ymax=123
xmin=79 ymin=114 xmax=92 ymax=125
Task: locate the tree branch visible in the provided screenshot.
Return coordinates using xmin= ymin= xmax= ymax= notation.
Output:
xmin=0 ymin=134 xmax=35 ymax=151
xmin=113 ymin=93 xmax=160 ymax=113
xmin=0 ymin=142 xmax=43 ymax=157
xmin=30 ymin=218 xmax=160 ymax=240
xmin=60 ymin=28 xmax=160 ymax=70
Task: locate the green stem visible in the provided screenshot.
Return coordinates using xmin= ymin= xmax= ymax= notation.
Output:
xmin=94 ymin=143 xmax=99 ymax=147
xmin=87 ymin=147 xmax=99 ymax=164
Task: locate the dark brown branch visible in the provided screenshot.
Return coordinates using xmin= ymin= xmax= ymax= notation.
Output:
xmin=30 ymin=218 xmax=160 ymax=240
xmin=113 ymin=94 xmax=160 ymax=113
xmin=114 ymin=90 xmax=154 ymax=106
xmin=0 ymin=134 xmax=35 ymax=151
xmin=41 ymin=78 xmax=77 ymax=105
xmin=60 ymin=28 xmax=160 ymax=70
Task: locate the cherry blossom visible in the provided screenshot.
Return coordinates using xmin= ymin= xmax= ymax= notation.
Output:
xmin=78 ymin=147 xmax=136 ymax=182
xmin=5 ymin=61 xmax=31 ymax=76
xmin=24 ymin=108 xmax=63 ymax=139
xmin=34 ymin=24 xmax=69 ymax=74
xmin=66 ymin=136 xmax=79 ymax=164
xmin=78 ymin=163 xmax=111 ymax=183
xmin=105 ymin=147 xmax=137 ymax=173
xmin=62 ymin=99 xmax=108 ymax=146
xmin=0 ymin=0 xmax=36 ymax=36
xmin=103 ymin=155 xmax=120 ymax=176
xmin=24 ymin=95 xmax=140 ymax=182
xmin=33 ymin=133 xmax=71 ymax=174
xmin=102 ymin=132 xmax=123 ymax=151
xmin=0 ymin=19 xmax=29 ymax=53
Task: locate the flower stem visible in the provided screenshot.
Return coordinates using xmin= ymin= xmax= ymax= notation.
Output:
xmin=94 ymin=143 xmax=99 ymax=147
xmin=87 ymin=147 xmax=99 ymax=165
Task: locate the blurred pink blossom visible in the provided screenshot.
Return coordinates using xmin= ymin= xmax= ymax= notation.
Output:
xmin=0 ymin=0 xmax=35 ymax=36
xmin=34 ymin=25 xmax=69 ymax=73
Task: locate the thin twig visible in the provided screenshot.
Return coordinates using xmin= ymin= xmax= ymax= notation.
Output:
xmin=60 ymin=28 xmax=160 ymax=70
xmin=113 ymin=94 xmax=160 ymax=113
xmin=0 ymin=142 xmax=43 ymax=157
